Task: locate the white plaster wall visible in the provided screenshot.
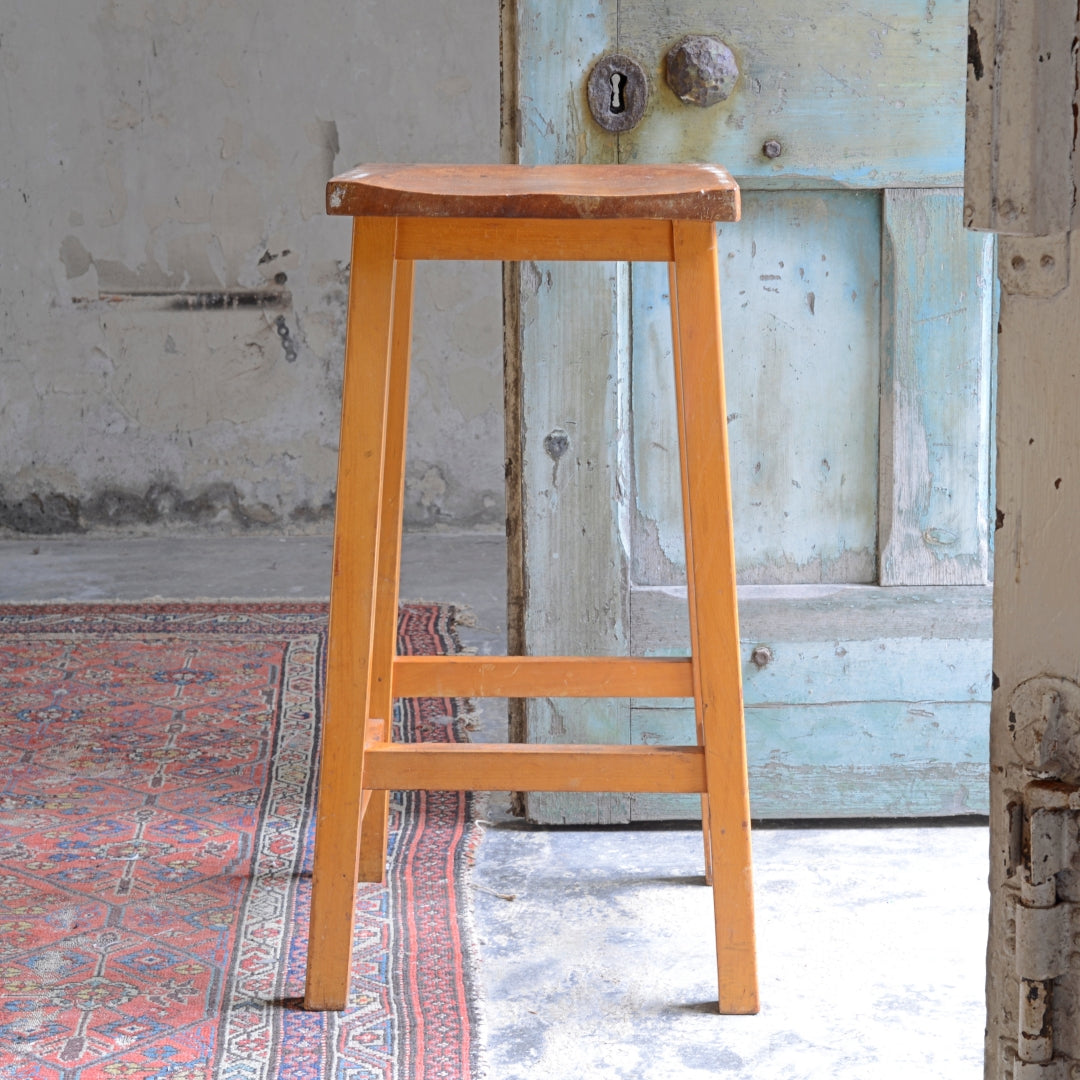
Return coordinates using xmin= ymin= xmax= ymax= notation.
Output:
xmin=0 ymin=0 xmax=503 ymax=534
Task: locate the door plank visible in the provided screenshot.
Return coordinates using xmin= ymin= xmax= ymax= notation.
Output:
xmin=633 ymin=635 xmax=990 ymax=709
xmin=516 ymin=258 xmax=633 ymax=824
xmin=878 ymin=188 xmax=996 ymax=585
xmin=511 ymin=1 xmax=616 ymax=168
xmin=618 ymin=0 xmax=967 ymax=188
xmin=510 ymin=2 xmax=630 ymax=823
xmin=633 ymin=581 xmax=993 ymax=642
xmin=631 ymin=702 xmax=989 ymax=819
xmin=631 ymin=191 xmax=882 ymax=586
xmin=632 ymin=585 xmax=992 ymax=708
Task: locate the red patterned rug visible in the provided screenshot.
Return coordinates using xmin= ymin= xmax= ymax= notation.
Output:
xmin=0 ymin=602 xmax=480 ymax=1079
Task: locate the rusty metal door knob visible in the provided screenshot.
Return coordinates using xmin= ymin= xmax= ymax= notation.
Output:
xmin=587 ymin=53 xmax=649 ymax=133
xmin=665 ymin=35 xmax=739 ymax=107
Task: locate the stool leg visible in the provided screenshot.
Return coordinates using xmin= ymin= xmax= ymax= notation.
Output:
xmin=670 ymin=219 xmax=759 ymax=1015
xmin=358 ymin=257 xmax=415 ymax=883
xmin=668 ymin=262 xmax=715 ymax=890
xmin=306 ymin=217 xmax=399 ymax=1011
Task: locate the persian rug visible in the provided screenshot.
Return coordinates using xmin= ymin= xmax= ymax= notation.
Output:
xmin=0 ymin=602 xmax=480 ymax=1080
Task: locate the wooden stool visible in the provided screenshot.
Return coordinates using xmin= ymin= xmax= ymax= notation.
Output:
xmin=305 ymin=164 xmax=758 ymax=1015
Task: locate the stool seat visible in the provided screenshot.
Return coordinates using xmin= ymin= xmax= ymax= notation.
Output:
xmin=305 ymin=162 xmax=758 ymax=1019
xmin=327 ymin=162 xmax=740 ymax=221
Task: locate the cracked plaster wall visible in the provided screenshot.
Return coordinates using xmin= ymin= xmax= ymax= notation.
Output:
xmin=0 ymin=0 xmax=503 ymax=535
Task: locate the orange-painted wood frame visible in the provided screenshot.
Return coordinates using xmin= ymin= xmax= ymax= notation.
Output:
xmin=304 ymin=214 xmax=758 ymax=1016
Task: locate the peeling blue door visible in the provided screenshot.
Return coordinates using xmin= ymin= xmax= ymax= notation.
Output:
xmin=508 ymin=0 xmax=993 ymax=822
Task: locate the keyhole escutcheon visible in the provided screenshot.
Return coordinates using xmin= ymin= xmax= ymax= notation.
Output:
xmin=587 ymin=53 xmax=648 ymax=133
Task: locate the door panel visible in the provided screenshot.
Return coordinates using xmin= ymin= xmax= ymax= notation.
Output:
xmin=879 ymin=188 xmax=996 ymax=585
xmin=508 ymin=0 xmax=994 ymax=822
xmin=633 ymin=190 xmax=882 ymax=587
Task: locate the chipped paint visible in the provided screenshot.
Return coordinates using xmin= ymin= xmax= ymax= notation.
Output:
xmin=618 ymin=0 xmax=967 ymax=187
xmin=632 ymin=190 xmax=881 ymax=587
xmin=513 ymin=0 xmax=992 ymax=826
xmin=2 ymin=0 xmax=503 ymax=534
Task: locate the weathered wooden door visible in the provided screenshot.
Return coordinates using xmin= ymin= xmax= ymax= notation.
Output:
xmin=505 ymin=0 xmax=994 ymax=822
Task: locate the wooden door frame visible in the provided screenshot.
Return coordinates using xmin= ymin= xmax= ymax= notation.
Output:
xmin=966 ymin=2 xmax=1080 ymax=1074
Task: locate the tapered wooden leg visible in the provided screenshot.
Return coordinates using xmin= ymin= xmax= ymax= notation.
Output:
xmin=357 ymin=258 xmax=415 ymax=884
xmin=305 ymin=217 xmax=399 ymax=1011
xmin=668 ymin=261 xmax=715 ymax=890
xmin=671 ymin=219 xmax=759 ymax=1015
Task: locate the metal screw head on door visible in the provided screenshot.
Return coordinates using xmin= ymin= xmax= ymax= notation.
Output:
xmin=665 ymin=35 xmax=739 ymax=107
xmin=587 ymin=54 xmax=649 ymax=133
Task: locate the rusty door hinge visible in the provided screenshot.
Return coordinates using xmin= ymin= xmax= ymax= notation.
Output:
xmin=1007 ymin=781 xmax=1079 ymax=1078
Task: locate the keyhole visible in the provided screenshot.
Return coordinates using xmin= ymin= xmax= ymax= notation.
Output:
xmin=609 ymin=71 xmax=627 ymax=113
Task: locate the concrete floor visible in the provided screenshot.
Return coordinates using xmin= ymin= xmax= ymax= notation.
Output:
xmin=0 ymin=533 xmax=987 ymax=1078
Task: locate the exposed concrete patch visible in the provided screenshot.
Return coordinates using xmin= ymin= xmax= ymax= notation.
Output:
xmin=59 ymin=236 xmax=93 ymax=279
xmin=216 ymin=55 xmax=241 ymax=90
xmin=306 ymin=117 xmax=340 ymax=158
xmin=434 ymin=75 xmax=472 ymax=98
xmin=298 ymin=119 xmax=340 ymax=221
xmin=98 ymin=160 xmax=128 ymax=227
xmin=400 ymin=462 xmax=504 ymax=531
xmin=218 ymin=116 xmax=244 ymax=159
xmin=209 ymin=167 xmax=264 ymax=283
xmin=411 ymin=463 xmax=449 ymax=525
xmin=446 ymin=363 xmax=501 ymax=422
xmin=450 ymin=296 xmax=503 ymax=359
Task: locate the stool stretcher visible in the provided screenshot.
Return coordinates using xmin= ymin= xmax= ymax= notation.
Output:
xmin=391 ymin=654 xmax=694 ymax=699
xmin=363 ymin=742 xmax=707 ymax=794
